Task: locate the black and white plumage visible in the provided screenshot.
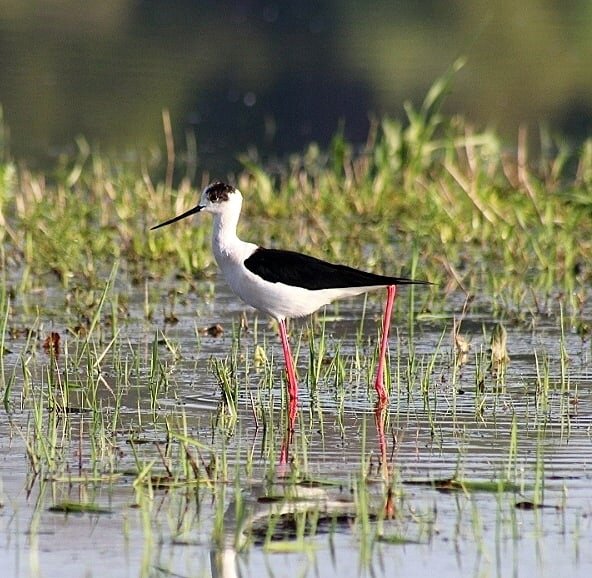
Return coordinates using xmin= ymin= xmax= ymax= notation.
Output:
xmin=152 ymin=181 xmax=428 ymax=405
xmin=244 ymin=247 xmax=420 ymax=291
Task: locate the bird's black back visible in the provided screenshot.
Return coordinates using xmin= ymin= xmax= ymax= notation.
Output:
xmin=244 ymin=247 xmax=429 ymax=291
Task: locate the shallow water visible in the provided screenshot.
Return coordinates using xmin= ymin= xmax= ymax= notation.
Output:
xmin=1 ymin=276 xmax=592 ymax=577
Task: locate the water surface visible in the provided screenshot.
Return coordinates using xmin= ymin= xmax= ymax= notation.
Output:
xmin=1 ymin=276 xmax=591 ymax=577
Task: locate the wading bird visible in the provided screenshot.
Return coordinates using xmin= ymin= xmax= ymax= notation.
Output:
xmin=152 ymin=181 xmax=428 ymax=409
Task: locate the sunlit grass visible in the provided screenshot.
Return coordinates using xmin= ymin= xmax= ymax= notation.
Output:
xmin=0 ymin=60 xmax=590 ymax=315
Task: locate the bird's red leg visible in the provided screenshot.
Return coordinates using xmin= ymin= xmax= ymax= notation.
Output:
xmin=373 ymin=285 xmax=397 ymax=403
xmin=278 ymin=319 xmax=298 ymax=465
xmin=278 ymin=319 xmax=299 ymax=403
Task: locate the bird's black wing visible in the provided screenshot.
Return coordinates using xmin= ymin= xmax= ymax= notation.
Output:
xmin=244 ymin=247 xmax=429 ymax=291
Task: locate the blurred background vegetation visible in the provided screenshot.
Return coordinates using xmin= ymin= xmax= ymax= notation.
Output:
xmin=1 ymin=0 xmax=591 ymax=171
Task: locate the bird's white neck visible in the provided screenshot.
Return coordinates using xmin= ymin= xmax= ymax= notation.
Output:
xmin=211 ymin=197 xmax=254 ymax=265
xmin=212 ymin=210 xmax=239 ymax=258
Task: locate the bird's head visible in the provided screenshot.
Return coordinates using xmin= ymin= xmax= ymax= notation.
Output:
xmin=151 ymin=181 xmax=242 ymax=229
xmin=198 ymin=181 xmax=242 ymax=215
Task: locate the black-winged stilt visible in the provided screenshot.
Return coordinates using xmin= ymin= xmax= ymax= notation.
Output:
xmin=152 ymin=181 xmax=428 ymax=409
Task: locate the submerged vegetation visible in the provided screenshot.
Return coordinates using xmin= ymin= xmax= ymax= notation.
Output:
xmin=1 ymin=68 xmax=592 ymax=577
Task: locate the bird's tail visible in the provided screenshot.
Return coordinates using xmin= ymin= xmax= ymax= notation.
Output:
xmin=388 ymin=277 xmax=433 ymax=286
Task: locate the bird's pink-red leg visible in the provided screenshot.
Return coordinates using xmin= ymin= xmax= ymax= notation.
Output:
xmin=373 ymin=285 xmax=397 ymax=403
xmin=278 ymin=319 xmax=299 ymax=403
xmin=372 ymin=285 xmax=397 ymax=477
xmin=278 ymin=319 xmax=298 ymax=464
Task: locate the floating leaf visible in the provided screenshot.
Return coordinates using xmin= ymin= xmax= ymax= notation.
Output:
xmin=404 ymin=477 xmax=522 ymax=493
xmin=377 ymin=534 xmax=422 ymax=545
xmin=48 ymin=502 xmax=112 ymax=514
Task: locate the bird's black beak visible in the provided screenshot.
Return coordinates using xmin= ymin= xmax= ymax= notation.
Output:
xmin=151 ymin=205 xmax=203 ymax=230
